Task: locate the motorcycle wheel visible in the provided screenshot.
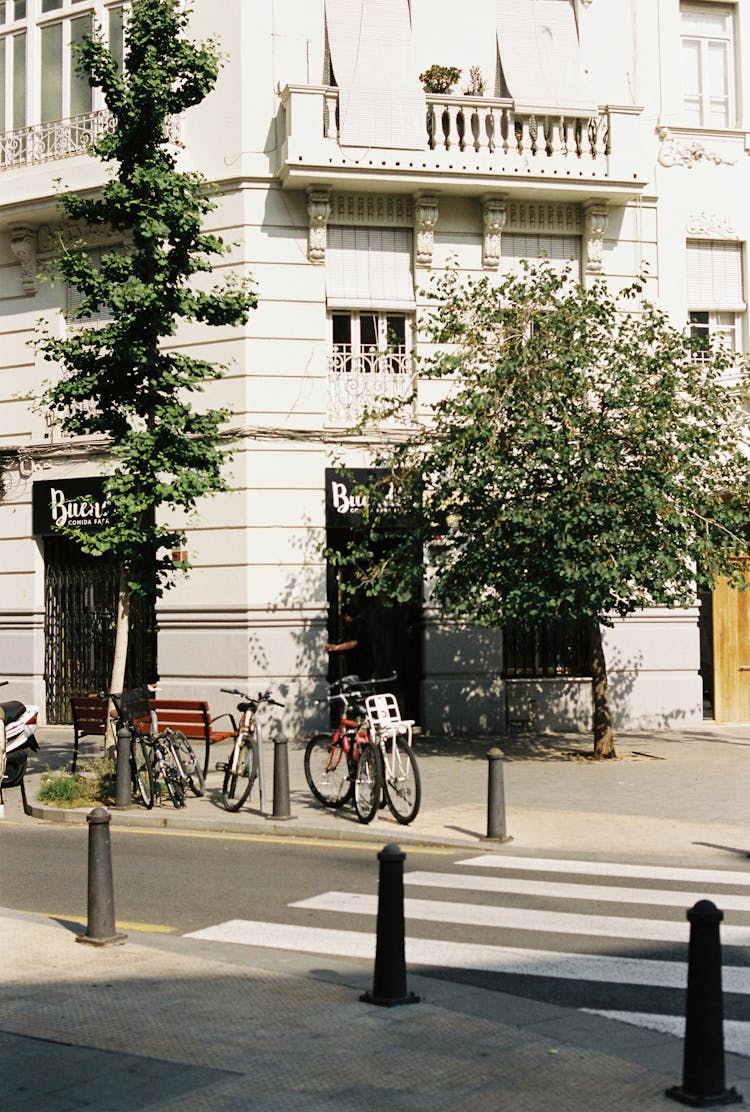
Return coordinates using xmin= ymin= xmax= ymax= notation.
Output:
xmin=1 ymin=752 xmax=27 ymax=789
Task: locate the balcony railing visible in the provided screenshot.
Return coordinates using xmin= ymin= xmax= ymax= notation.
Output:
xmin=328 ymin=346 xmax=415 ymax=426
xmin=280 ymin=85 xmax=644 ymax=190
xmin=0 ymin=110 xmax=116 ymax=170
xmin=324 ymin=90 xmax=610 ymax=161
xmin=0 ymin=110 xmax=182 ymax=171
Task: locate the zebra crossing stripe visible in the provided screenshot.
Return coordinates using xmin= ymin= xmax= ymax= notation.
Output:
xmin=404 ymin=871 xmax=750 ymax=912
xmin=457 ymin=855 xmax=750 ymax=887
xmin=183 ymin=918 xmax=750 ymax=994
xmin=290 ymin=891 xmax=750 ymax=946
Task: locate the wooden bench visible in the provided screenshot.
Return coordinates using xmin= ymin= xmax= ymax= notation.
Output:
xmin=70 ymin=694 xmax=108 ymax=774
xmin=70 ymin=694 xmax=236 ymax=778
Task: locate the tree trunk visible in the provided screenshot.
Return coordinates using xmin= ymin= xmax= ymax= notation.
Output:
xmin=105 ymin=565 xmax=131 ymax=759
xmin=589 ymin=618 xmax=616 ymax=759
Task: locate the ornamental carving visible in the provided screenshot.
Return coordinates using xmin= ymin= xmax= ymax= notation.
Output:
xmin=37 ymin=221 xmax=123 ymax=256
xmin=656 ymin=126 xmax=736 ymax=169
xmin=9 ymin=226 xmax=37 ymax=296
xmin=686 ymin=211 xmax=737 ymax=239
xmin=306 ymin=188 xmax=331 ymax=265
xmin=414 ymin=192 xmax=439 ymax=268
xmin=482 ymin=196 xmax=507 ymax=269
xmin=583 ymin=202 xmax=608 ymax=274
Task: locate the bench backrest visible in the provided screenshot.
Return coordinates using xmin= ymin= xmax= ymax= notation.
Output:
xmin=149 ymin=699 xmax=211 ymax=740
xmin=70 ymin=695 xmax=108 ymax=736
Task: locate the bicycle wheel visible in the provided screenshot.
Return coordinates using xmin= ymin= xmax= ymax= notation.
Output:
xmin=131 ymin=735 xmax=155 ymax=809
xmin=221 ymin=734 xmax=257 ymax=812
xmin=153 ymin=738 xmax=185 ymax=808
xmin=170 ymin=730 xmax=205 ymax=796
xmin=353 ymin=744 xmax=381 ymax=825
xmin=304 ymin=733 xmax=353 ymax=808
xmin=383 ymin=736 xmax=421 ymax=825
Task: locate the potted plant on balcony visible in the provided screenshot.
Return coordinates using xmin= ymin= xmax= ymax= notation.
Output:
xmin=463 ymin=66 xmax=486 ymax=96
xmin=419 ymin=64 xmax=462 ymax=94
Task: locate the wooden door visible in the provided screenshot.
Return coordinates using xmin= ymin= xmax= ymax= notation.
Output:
xmin=712 ymin=575 xmax=750 ymax=722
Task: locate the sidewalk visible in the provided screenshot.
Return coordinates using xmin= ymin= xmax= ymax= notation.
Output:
xmin=3 ymin=723 xmax=750 ymax=1109
xmin=9 ymin=721 xmax=750 ymax=863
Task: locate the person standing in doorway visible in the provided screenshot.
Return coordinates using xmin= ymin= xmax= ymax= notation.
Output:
xmin=326 ymin=606 xmax=374 ymax=680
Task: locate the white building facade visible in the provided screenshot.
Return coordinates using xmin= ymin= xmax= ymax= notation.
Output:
xmin=0 ymin=0 xmax=748 ymax=734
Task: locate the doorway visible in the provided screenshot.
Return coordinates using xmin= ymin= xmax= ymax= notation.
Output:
xmin=703 ymin=577 xmax=750 ymax=722
xmin=44 ymin=536 xmax=157 ymax=723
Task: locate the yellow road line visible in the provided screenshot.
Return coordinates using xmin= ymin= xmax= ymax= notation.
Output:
xmin=110 ymin=825 xmax=459 ymax=856
xmin=30 ymin=913 xmax=177 ymax=934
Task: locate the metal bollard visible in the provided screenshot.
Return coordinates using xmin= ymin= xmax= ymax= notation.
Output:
xmin=77 ymin=807 xmax=127 ymax=947
xmin=484 ymin=747 xmax=512 ymax=842
xmin=361 ymin=844 xmax=420 ymax=1007
xmin=270 ymin=735 xmax=294 ymax=821
xmin=666 ymin=900 xmax=742 ymax=1107
xmin=114 ymin=721 xmax=132 ymax=809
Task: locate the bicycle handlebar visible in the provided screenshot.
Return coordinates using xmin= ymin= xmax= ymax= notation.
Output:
xmin=220 ymin=688 xmax=284 ymax=709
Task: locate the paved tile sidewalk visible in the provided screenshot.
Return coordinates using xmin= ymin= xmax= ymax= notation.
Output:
xmin=3 ymin=907 xmax=742 ymax=1111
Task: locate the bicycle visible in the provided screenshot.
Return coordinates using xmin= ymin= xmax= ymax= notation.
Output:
xmin=304 ymin=677 xmax=372 ymax=810
xmin=353 ymin=692 xmax=421 ymax=826
xmin=304 ymin=674 xmax=401 ymax=823
xmin=108 ymin=686 xmax=205 ymax=809
xmin=218 ymin=689 xmax=284 ymax=812
xmin=107 ymin=686 xmax=156 ymax=810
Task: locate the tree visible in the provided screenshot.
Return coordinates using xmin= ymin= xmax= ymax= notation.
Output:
xmin=339 ymin=262 xmax=750 ymax=757
xmin=36 ymin=0 xmax=256 ymax=748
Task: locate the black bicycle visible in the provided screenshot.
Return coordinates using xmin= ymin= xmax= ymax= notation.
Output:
xmin=106 ymin=686 xmax=156 ymax=809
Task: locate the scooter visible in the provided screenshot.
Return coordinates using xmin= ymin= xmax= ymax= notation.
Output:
xmin=0 ymin=680 xmax=40 ymax=793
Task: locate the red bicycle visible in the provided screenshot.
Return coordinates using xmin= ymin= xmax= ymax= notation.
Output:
xmin=304 ymin=675 xmax=394 ymax=811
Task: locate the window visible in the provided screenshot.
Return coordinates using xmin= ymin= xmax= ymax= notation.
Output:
xmin=65 ymin=244 xmax=125 ymax=327
xmin=503 ymin=619 xmax=591 ymax=678
xmin=681 ymin=3 xmax=735 ymax=128
xmin=0 ymin=1 xmax=126 ymax=134
xmin=331 ymin=310 xmax=412 ymax=374
xmin=502 ymin=232 xmax=582 ymax=280
xmin=687 ymin=240 xmax=745 ymax=359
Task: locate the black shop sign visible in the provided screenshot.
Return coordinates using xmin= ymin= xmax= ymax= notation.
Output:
xmin=32 ymin=476 xmax=110 ymax=535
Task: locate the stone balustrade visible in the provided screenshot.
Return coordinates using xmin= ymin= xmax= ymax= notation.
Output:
xmin=321 ymin=88 xmax=612 ymax=161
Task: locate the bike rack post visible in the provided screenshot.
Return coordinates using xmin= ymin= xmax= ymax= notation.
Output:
xmin=114 ymin=720 xmax=131 ymax=809
xmin=666 ymin=900 xmax=742 ymax=1107
xmin=77 ymin=807 xmax=127 ymax=947
xmin=361 ymin=844 xmax=420 ymax=1007
xmin=484 ymin=747 xmax=512 ymax=842
xmin=269 ymin=735 xmax=294 ymax=820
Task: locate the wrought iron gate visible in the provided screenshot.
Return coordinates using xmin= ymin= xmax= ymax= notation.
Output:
xmin=44 ymin=536 xmax=157 ymax=723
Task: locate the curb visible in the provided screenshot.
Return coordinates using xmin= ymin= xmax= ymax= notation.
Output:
xmin=25 ymin=800 xmax=485 ymax=851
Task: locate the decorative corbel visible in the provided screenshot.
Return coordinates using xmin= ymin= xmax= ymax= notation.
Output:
xmin=481 ymin=195 xmax=507 ymax=269
xmin=414 ymin=192 xmax=439 ymax=268
xmin=306 ymin=188 xmax=331 ymax=265
xmin=10 ymin=225 xmax=37 ymax=296
xmin=583 ymin=202 xmax=608 ymax=274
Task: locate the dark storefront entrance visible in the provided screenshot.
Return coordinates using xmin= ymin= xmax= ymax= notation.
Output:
xmin=325 ymin=468 xmax=421 ymax=721
xmin=34 ymin=478 xmax=157 ymax=724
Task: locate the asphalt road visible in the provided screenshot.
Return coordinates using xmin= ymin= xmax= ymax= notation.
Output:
xmin=5 ymin=817 xmax=750 ymax=1051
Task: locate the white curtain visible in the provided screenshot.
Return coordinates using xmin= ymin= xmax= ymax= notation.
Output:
xmin=496 ymin=0 xmax=595 ymax=116
xmin=327 ymin=226 xmax=415 ymax=309
xmin=687 ymin=242 xmax=744 ymax=310
xmin=325 ymin=0 xmax=425 ymax=149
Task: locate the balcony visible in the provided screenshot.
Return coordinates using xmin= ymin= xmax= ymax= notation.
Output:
xmin=279 ymin=85 xmax=646 ymax=201
xmin=327 ymin=347 xmax=416 ymax=428
xmin=0 ymin=110 xmax=116 ymax=171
